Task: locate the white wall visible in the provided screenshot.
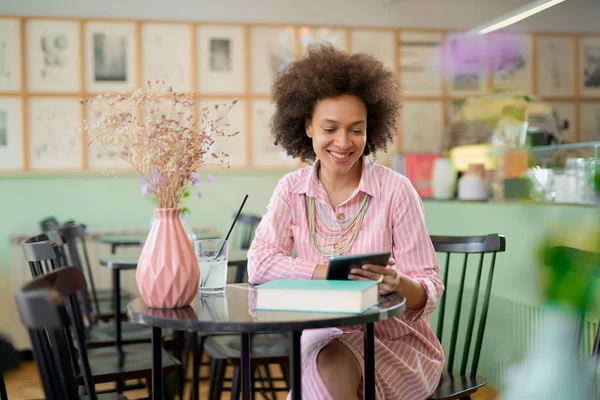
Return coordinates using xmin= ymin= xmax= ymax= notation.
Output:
xmin=1 ymin=0 xmax=599 ymax=33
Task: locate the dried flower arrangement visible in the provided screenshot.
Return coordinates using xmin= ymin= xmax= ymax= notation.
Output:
xmin=76 ymin=80 xmax=238 ymax=209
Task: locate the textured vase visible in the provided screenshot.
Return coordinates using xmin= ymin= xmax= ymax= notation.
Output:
xmin=136 ymin=208 xmax=199 ymax=308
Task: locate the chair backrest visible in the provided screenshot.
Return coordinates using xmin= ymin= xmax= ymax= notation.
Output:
xmin=14 ymin=267 xmax=96 ymax=400
xmin=39 ymin=217 xmax=60 ymax=232
xmin=430 ymin=233 xmax=506 ymax=378
xmin=231 ymin=213 xmax=262 ymax=251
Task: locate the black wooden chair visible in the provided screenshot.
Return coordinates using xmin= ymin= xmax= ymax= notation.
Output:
xmin=14 ymin=266 xmax=127 ymax=400
xmin=20 ymin=235 xmax=181 ymax=396
xmin=39 ymin=216 xmax=61 ymax=232
xmin=229 ymin=213 xmax=262 ymax=283
xmin=0 ymin=336 xmax=19 ymax=400
xmin=428 ymin=233 xmax=506 ymax=400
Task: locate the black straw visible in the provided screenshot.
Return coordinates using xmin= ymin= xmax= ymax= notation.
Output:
xmin=214 ymin=194 xmax=249 ymax=260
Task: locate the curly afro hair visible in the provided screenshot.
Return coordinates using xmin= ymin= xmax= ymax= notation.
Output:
xmin=270 ymin=43 xmax=401 ymax=163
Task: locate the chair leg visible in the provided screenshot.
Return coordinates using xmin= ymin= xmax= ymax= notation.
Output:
xmin=231 ymin=366 xmax=242 ymax=400
xmin=1 ymin=372 xmax=8 ymax=400
xmin=173 ymin=331 xmax=185 ymax=400
xmin=280 ymin=362 xmax=290 ymax=389
xmin=208 ymin=359 xmax=226 ymax=400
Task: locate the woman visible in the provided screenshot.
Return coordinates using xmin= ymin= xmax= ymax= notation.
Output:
xmin=247 ymin=44 xmax=444 ymax=400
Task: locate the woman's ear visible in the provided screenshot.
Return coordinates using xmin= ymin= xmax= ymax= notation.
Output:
xmin=305 ymin=118 xmax=313 ymax=138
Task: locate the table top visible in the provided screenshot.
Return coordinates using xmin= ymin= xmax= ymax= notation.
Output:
xmin=100 ymin=249 xmax=249 ymax=270
xmin=100 ymin=230 xmax=219 ymax=246
xmin=127 ymin=284 xmax=406 ymax=333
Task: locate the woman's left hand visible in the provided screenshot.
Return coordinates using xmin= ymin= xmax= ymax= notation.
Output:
xmin=349 ymin=258 xmax=403 ymax=296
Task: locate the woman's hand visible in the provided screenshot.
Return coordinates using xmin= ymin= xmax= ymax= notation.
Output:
xmin=348 ymin=258 xmax=403 ymax=296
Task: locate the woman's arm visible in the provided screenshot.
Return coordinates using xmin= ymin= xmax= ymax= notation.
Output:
xmin=247 ymin=177 xmax=318 ymax=285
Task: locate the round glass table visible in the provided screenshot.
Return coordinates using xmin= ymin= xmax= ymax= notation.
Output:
xmin=127 ymin=283 xmax=405 ymax=400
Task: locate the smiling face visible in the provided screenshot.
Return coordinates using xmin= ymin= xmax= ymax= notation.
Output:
xmin=305 ymin=94 xmax=367 ymax=178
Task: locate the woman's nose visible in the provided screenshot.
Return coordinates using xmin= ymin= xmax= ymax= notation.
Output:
xmin=334 ymin=131 xmax=351 ymax=149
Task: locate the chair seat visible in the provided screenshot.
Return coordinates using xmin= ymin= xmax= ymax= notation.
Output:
xmin=90 ymin=298 xmax=130 ymax=322
xmin=79 ymin=343 xmax=181 ymax=384
xmin=85 ymin=321 xmax=173 ymax=348
xmin=204 ymin=333 xmax=289 ymax=366
xmin=94 ymin=288 xmax=133 ymax=302
xmin=428 ymin=372 xmax=487 ymax=400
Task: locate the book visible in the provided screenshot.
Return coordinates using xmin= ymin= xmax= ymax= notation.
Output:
xmin=254 ymin=279 xmax=379 ymax=314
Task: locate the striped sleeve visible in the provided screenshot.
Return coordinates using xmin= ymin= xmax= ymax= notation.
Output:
xmin=391 ymin=175 xmax=444 ymax=323
xmin=246 ymin=176 xmax=317 ymax=285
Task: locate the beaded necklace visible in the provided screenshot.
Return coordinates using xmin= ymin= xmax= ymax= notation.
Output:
xmin=307 ymin=194 xmax=370 ymax=257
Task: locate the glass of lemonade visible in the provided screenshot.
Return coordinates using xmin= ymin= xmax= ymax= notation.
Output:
xmin=194 ymin=239 xmax=228 ymax=295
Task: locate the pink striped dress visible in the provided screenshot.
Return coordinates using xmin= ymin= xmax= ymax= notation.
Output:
xmin=247 ymin=156 xmax=445 ymax=400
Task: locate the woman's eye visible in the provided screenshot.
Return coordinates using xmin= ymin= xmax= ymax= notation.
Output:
xmin=324 ymin=128 xmax=336 ymax=133
xmin=353 ymin=130 xmax=364 ymax=134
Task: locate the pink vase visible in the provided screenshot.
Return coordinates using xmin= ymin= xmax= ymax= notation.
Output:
xmin=136 ymin=208 xmax=199 ymax=308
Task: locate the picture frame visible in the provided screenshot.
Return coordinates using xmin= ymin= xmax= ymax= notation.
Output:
xmin=299 ymin=26 xmax=347 ymax=55
xmin=27 ymin=97 xmax=82 ymax=170
xmin=350 ymin=29 xmax=395 ymax=71
xmin=84 ymin=101 xmax=132 ymax=171
xmin=579 ymin=36 xmax=600 ymax=98
xmin=198 ymin=98 xmax=247 ymax=168
xmin=0 ymin=96 xmax=23 ymax=170
xmin=536 ymin=35 xmax=575 ymax=97
xmin=580 ymin=102 xmax=600 ymax=142
xmin=251 ymin=99 xmax=297 ymax=167
xmin=197 ymin=25 xmax=245 ymax=95
xmin=84 ymin=21 xmax=138 ymax=93
xmin=401 ymin=100 xmax=444 ymax=153
xmin=0 ymin=18 xmax=22 ymax=92
xmin=141 ymin=22 xmax=192 ymax=93
xmin=250 ymin=26 xmax=296 ymax=95
xmin=444 ymin=33 xmax=488 ymax=97
xmin=399 ymin=31 xmax=443 ymax=96
xmin=26 ymin=19 xmax=81 ymax=93
xmin=490 ymin=33 xmax=532 ymax=93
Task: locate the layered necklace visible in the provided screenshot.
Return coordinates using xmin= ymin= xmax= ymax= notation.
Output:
xmin=307 ymin=193 xmax=370 ymax=257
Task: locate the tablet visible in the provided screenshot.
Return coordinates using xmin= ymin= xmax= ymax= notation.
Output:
xmin=325 ymin=251 xmax=391 ymax=281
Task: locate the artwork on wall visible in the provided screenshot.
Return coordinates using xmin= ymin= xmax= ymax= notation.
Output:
xmin=401 ymin=100 xmax=443 ymax=153
xmin=251 ymin=99 xmax=296 ymax=167
xmin=85 ymin=101 xmax=131 ymax=170
xmin=490 ymin=33 xmax=532 ymax=93
xmin=197 ymin=25 xmax=245 ymax=94
xmin=85 ymin=22 xmax=138 ymax=93
xmin=26 ymin=19 xmax=81 ymax=93
xmin=579 ymin=37 xmax=600 ymax=97
xmin=198 ymin=98 xmax=246 ymax=167
xmin=580 ymin=102 xmax=600 ymax=142
xmin=142 ymin=23 xmax=192 ymax=92
xmin=250 ymin=26 xmax=296 ymax=94
xmin=299 ymin=27 xmax=346 ymax=55
xmin=0 ymin=18 xmax=21 ymax=92
xmin=548 ymin=101 xmax=576 ymax=143
xmin=28 ymin=97 xmax=81 ymax=170
xmin=444 ymin=33 xmax=488 ymax=96
xmin=350 ymin=30 xmax=395 ymax=71
xmin=399 ymin=32 xmax=443 ymax=96
xmin=536 ymin=36 xmax=575 ymax=97
xmin=0 ymin=96 xmax=23 ymax=170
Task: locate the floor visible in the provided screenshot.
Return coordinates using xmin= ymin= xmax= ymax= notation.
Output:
xmin=3 ymin=356 xmax=500 ymax=400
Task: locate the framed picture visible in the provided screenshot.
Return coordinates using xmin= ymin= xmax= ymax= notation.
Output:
xmin=0 ymin=96 xmax=23 ymax=170
xmin=580 ymin=102 xmax=600 ymax=142
xmin=250 ymin=26 xmax=296 ymax=95
xmin=0 ymin=18 xmax=21 ymax=92
xmin=536 ymin=35 xmax=575 ymax=97
xmin=84 ymin=21 xmax=137 ymax=93
xmin=490 ymin=33 xmax=532 ymax=93
xmin=401 ymin=100 xmax=444 ymax=153
xmin=28 ymin=97 xmax=82 ymax=170
xmin=399 ymin=31 xmax=443 ymax=96
xmin=198 ymin=98 xmax=247 ymax=168
xmin=85 ymin=101 xmax=132 ymax=170
xmin=549 ymin=101 xmax=576 ymax=143
xmin=251 ymin=99 xmax=296 ymax=167
xmin=197 ymin=25 xmax=245 ymax=94
xmin=142 ymin=23 xmax=192 ymax=92
xmin=579 ymin=37 xmax=600 ymax=97
xmin=350 ymin=30 xmax=395 ymax=71
xmin=444 ymin=33 xmax=488 ymax=96
xmin=26 ymin=19 xmax=81 ymax=93
xmin=299 ymin=27 xmax=347 ymax=55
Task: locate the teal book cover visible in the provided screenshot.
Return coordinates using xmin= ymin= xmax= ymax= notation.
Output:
xmin=256 ymin=279 xmax=378 ymax=291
